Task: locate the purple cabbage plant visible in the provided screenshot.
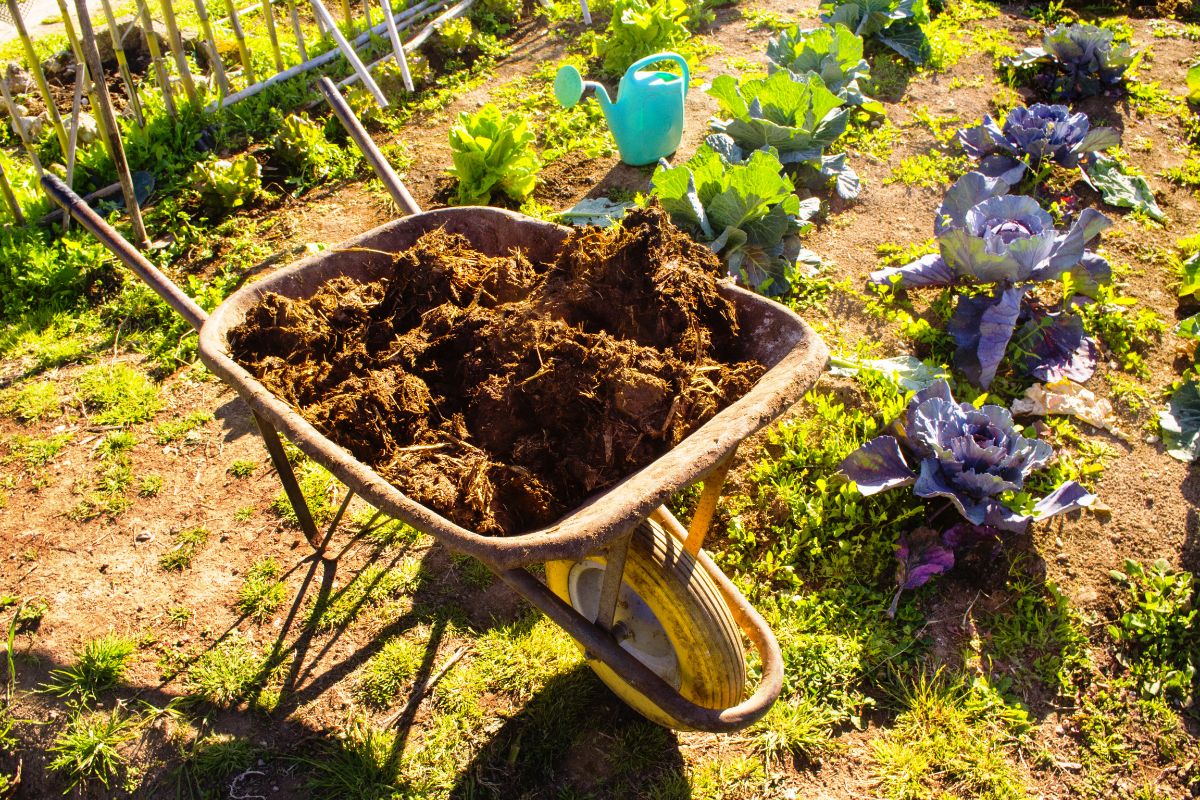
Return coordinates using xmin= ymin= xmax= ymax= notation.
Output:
xmin=870 ymin=172 xmax=1112 ymax=389
xmin=958 ymin=103 xmax=1120 ymax=186
xmin=840 ymin=380 xmax=1095 ymax=613
xmin=1005 ymin=23 xmax=1136 ymax=100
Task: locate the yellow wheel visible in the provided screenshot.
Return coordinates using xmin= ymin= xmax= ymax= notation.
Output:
xmin=546 ymin=518 xmax=745 ymax=730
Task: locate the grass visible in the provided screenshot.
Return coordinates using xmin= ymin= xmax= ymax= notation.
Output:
xmin=47 ymin=708 xmax=139 ymax=793
xmin=75 ymin=363 xmax=163 ymax=425
xmin=301 ymin=716 xmax=403 ymax=800
xmin=185 ymin=635 xmax=273 ymax=709
xmin=7 ymin=432 xmax=72 ymax=469
xmin=152 ymin=410 xmax=214 ymax=445
xmin=159 ymin=526 xmax=211 ymax=571
xmin=174 ymin=734 xmax=260 ymax=799
xmin=306 ymin=562 xmax=422 ymax=633
xmin=237 ymin=557 xmax=287 ymax=623
xmin=870 ymin=674 xmax=1030 ymax=799
xmin=885 ymin=151 xmax=973 ymax=189
xmin=356 ymin=635 xmax=423 ymax=708
xmin=228 ymin=459 xmax=258 ymax=478
xmin=44 ymin=634 xmax=137 ymax=703
xmin=1107 ymin=559 xmax=1197 ymax=704
xmin=1 ymin=380 xmax=60 ymax=422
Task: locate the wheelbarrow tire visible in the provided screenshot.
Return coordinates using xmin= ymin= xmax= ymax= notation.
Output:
xmin=545 ymin=518 xmax=745 ymax=730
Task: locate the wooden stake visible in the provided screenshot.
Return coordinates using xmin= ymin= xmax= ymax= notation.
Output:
xmin=260 ymin=0 xmax=286 ymax=72
xmin=192 ymin=0 xmax=231 ymax=98
xmin=361 ymin=0 xmax=372 ymax=30
xmin=0 ymin=161 xmax=21 ymax=225
xmin=53 ymin=0 xmax=116 ymax=160
xmin=63 ymin=65 xmax=85 ymax=231
xmin=283 ymin=0 xmax=308 ymax=62
xmin=0 ymin=160 xmax=24 ymax=225
xmin=381 ymin=0 xmax=413 ymax=92
xmin=157 ymin=0 xmax=199 ymax=104
xmin=73 ymin=0 xmax=149 ymax=246
xmin=0 ymin=78 xmax=46 ymax=175
xmin=340 ymin=0 xmax=352 ymax=25
xmin=4 ymin=0 xmax=71 ymax=158
xmin=133 ymin=0 xmax=177 ymax=116
xmin=98 ymin=0 xmax=147 ymax=128
xmin=224 ymin=0 xmax=258 ymax=84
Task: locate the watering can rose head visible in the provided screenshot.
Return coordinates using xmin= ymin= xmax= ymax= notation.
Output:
xmin=839 ymin=379 xmax=1095 ymax=533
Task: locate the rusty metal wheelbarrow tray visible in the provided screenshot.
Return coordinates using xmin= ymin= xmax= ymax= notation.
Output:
xmin=200 ymin=205 xmax=828 ymax=572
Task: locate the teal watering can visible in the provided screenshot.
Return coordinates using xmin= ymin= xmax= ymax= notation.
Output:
xmin=554 ymin=53 xmax=689 ymax=167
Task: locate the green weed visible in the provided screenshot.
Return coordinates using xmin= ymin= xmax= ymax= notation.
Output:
xmin=152 ymin=411 xmax=214 ymax=445
xmin=306 ymin=562 xmax=421 ymax=633
xmin=7 ymin=432 xmax=72 ymax=469
xmin=871 ymin=674 xmax=1029 ymax=799
xmin=356 ymin=636 xmax=422 ymax=708
xmin=44 ymin=634 xmax=137 ymax=703
xmin=47 ymin=708 xmax=139 ymax=793
xmin=1108 ymin=559 xmax=1198 ymax=704
xmin=301 ymin=716 xmax=402 ymax=799
xmin=228 ymin=459 xmax=258 ymax=478
xmin=273 ymin=460 xmax=340 ymax=526
xmin=752 ymin=697 xmax=841 ymax=762
xmin=237 ymin=557 xmax=287 ymax=623
xmin=160 ymin=526 xmax=211 ymax=571
xmin=1 ymin=380 xmax=60 ymax=422
xmin=75 ymin=363 xmax=163 ymax=425
xmin=1078 ymin=284 xmax=1165 ymax=379
xmin=741 ymin=6 xmax=796 ymax=31
xmin=167 ymin=607 xmax=193 ymax=627
xmin=885 ymin=151 xmax=972 ymax=189
xmin=174 ymin=734 xmax=260 ymax=799
xmin=186 ymin=635 xmax=272 ymax=708
xmin=138 ymin=474 xmax=164 ymax=497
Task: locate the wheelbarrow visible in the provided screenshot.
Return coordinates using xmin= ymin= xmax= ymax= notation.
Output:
xmin=40 ymin=79 xmax=828 ymax=733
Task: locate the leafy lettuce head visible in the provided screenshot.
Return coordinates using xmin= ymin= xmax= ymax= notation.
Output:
xmin=839 ymin=379 xmax=1094 ymax=532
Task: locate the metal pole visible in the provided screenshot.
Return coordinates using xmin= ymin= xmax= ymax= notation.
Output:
xmin=381 ymin=0 xmax=413 ymax=92
xmin=191 ymin=0 xmax=231 ymax=98
xmin=256 ymin=412 xmax=326 ymax=552
xmin=98 ymin=0 xmax=146 ymax=128
xmin=224 ymin=0 xmax=258 ymax=83
xmin=133 ymin=0 xmax=178 ymax=116
xmin=338 ymin=0 xmax=472 ymax=89
xmin=4 ymin=0 xmax=71 ymax=158
xmin=0 ymin=161 xmax=25 ymax=225
xmin=207 ymin=0 xmax=440 ymax=110
xmin=260 ymin=0 xmax=286 ymax=72
xmin=316 ymin=77 xmax=416 ymax=214
xmin=311 ymin=0 xmax=388 ymax=107
xmin=72 ymin=0 xmax=150 ymax=246
xmin=579 ymin=0 xmax=590 ymax=24
xmin=157 ymin=0 xmax=200 ymax=104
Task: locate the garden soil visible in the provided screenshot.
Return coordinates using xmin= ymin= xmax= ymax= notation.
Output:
xmin=227 ymin=205 xmax=763 ymax=535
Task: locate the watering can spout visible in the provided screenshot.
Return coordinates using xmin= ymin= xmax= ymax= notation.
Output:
xmin=553 ymin=53 xmax=690 ymax=167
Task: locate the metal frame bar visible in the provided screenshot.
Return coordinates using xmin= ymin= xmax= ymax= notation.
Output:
xmin=683 ymin=447 xmax=736 ymax=555
xmin=593 ymin=528 xmax=632 ymax=630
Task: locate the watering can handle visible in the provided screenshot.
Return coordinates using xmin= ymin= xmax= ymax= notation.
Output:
xmin=625 ymin=52 xmax=690 ymax=97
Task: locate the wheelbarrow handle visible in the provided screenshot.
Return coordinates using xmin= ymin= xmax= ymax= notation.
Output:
xmin=316 ymin=77 xmax=422 ymax=217
xmin=40 ymin=172 xmax=208 ymax=333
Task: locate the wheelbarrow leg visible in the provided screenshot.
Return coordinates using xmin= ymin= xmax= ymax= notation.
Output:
xmin=255 ymin=411 xmax=327 ymax=553
xmin=593 ymin=527 xmax=633 ymax=631
xmin=683 ymin=446 xmax=737 ymax=555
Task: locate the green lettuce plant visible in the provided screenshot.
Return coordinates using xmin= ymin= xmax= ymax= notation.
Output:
xmin=190 ymin=154 xmax=262 ymax=213
xmin=651 ymin=143 xmax=820 ymax=295
xmin=597 ymin=0 xmax=692 ymax=76
xmin=766 ymin=23 xmax=884 ymax=114
xmin=818 ymin=0 xmax=930 ymax=64
xmin=707 ymin=70 xmax=860 ymax=199
xmin=447 ymin=104 xmax=542 ymax=206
